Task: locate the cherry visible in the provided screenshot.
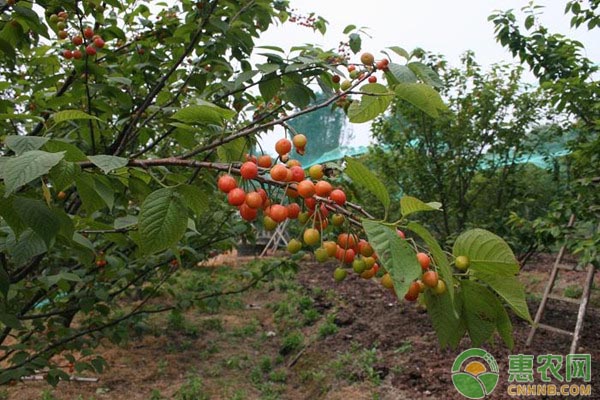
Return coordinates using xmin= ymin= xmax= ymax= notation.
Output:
xmin=330 ymin=189 xmax=346 ymax=205
xmin=275 ymin=138 xmax=292 ymax=155
xmin=308 ymin=164 xmax=323 ymax=180
xmin=269 ymin=204 xmax=288 ymax=223
xmin=257 ymin=155 xmax=272 ymax=168
xmin=297 ymin=180 xmax=316 ymax=198
xmin=287 ymin=203 xmax=301 ymax=219
xmin=62 ymin=50 xmax=73 ymax=59
xmin=314 ymin=180 xmax=332 ymax=197
xmin=72 ymin=36 xmax=83 ymax=46
xmin=85 ymin=45 xmax=96 ymax=56
xmin=245 ymin=191 xmax=263 ymax=209
xmin=227 ymin=188 xmax=246 ymax=206
xmin=303 ymin=228 xmax=320 ymax=246
xmin=240 ymin=161 xmax=258 ymax=179
xmin=422 ymin=270 xmax=438 ymax=288
xmin=416 ymin=252 xmax=431 ymax=270
xmin=83 ymin=27 xmax=94 ymax=39
xmin=368 ymin=76 xmax=377 ymax=83
xmin=290 ymin=166 xmax=305 ymax=182
xmin=239 ymin=203 xmax=258 ymax=221
xmin=217 ymin=174 xmax=237 ymax=193
xmin=93 ymin=37 xmax=105 ymax=48
xmin=332 ymin=74 xmax=341 ymax=84
xmin=360 ymin=52 xmax=374 ymax=65
xmin=292 ymin=134 xmax=307 ymax=148
xmin=270 ymin=164 xmax=288 ymax=181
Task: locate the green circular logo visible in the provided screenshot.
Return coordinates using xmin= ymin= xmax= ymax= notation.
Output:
xmin=452 ymin=348 xmax=499 ymax=399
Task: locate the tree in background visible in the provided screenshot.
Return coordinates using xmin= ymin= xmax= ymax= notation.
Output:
xmin=367 ymin=51 xmax=561 ymax=256
xmin=490 ymin=1 xmax=600 ymax=266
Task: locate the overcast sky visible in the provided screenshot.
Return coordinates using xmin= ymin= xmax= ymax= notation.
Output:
xmin=255 ymin=0 xmax=599 ymax=150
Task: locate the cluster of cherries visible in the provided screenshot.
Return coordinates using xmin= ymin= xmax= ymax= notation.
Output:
xmin=49 ymin=11 xmax=106 ymax=60
xmin=216 ymin=133 xmax=447 ymax=301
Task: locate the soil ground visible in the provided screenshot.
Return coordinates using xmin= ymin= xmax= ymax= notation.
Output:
xmin=3 ymin=253 xmax=600 ymax=400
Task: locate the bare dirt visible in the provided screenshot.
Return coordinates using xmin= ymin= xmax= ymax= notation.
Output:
xmin=4 ymin=253 xmax=600 ymax=400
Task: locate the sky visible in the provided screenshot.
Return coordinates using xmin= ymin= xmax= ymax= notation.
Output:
xmin=255 ymin=0 xmax=599 ymax=150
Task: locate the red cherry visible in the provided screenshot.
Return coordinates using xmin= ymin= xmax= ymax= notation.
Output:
xmin=330 ymin=189 xmax=346 ymax=205
xmin=290 ymin=166 xmax=305 ymax=182
xmin=314 ymin=180 xmax=332 ymax=197
xmin=297 ymin=180 xmax=316 ymax=198
xmin=83 ymin=27 xmax=94 ymax=39
xmin=62 ymin=50 xmax=73 ymax=59
xmin=227 ymin=188 xmax=246 ymax=206
xmin=332 ymin=75 xmax=341 ymax=83
xmin=85 ymin=45 xmax=96 ymax=56
xmin=239 ymin=203 xmax=258 ymax=221
xmin=269 ymin=204 xmax=288 ymax=223
xmin=93 ymin=37 xmax=105 ymax=48
xmin=304 ymin=197 xmax=316 ymax=210
xmin=240 ymin=161 xmax=258 ymax=180
xmin=245 ymin=191 xmax=263 ymax=209
xmin=217 ymin=174 xmax=237 ymax=193
xmin=287 ymin=203 xmax=301 ymax=219
xmin=368 ymin=76 xmax=377 ymax=83
xmin=72 ymin=50 xmax=82 ymax=59
xmin=72 ymin=36 xmax=83 ymax=46
xmin=275 ymin=138 xmax=292 ymax=156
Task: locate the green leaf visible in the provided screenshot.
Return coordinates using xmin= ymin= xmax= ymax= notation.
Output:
xmin=400 ymin=196 xmax=442 ymax=217
xmin=362 ymin=220 xmax=421 ymax=298
xmin=3 ymin=151 xmax=65 ymax=195
xmin=473 ymin=272 xmax=531 ymax=323
xmin=13 ymin=198 xmax=60 ymax=246
xmin=139 ymin=188 xmax=189 ymax=254
xmin=6 ymin=229 xmax=47 ymax=267
xmin=175 ymin=184 xmax=209 ymax=216
xmin=217 ymin=137 xmax=248 ymax=162
xmin=406 ymin=221 xmax=454 ymax=303
xmin=51 ymin=110 xmax=101 ymax=125
xmin=114 ymin=215 xmax=138 ymax=230
xmin=453 ymin=229 xmax=519 ymax=273
xmin=395 ymin=83 xmax=446 ymax=118
xmin=343 ymin=24 xmax=356 ymax=34
xmin=0 ymin=195 xmax=26 ymax=237
xmin=386 ymin=63 xmax=417 ymax=85
xmin=387 ymin=46 xmax=410 ymax=59
xmin=259 ymin=75 xmax=281 ymax=102
xmin=348 ymin=33 xmax=361 ymax=54
xmin=0 ymin=264 xmax=9 ymax=298
xmin=460 ymin=280 xmax=514 ymax=349
xmin=424 ymin=289 xmax=465 ymax=349
xmin=4 ymin=136 xmax=49 ymax=155
xmin=43 ymin=140 xmax=88 ymax=162
xmin=172 ymin=102 xmax=235 ymax=126
xmin=347 ymin=83 xmax=394 ymax=123
xmin=407 ymin=62 xmax=444 ymax=88
xmin=75 ymin=174 xmax=113 ymax=214
xmin=257 ymin=63 xmax=280 ymax=74
xmin=284 ymin=83 xmax=313 ymax=108
xmin=345 ymin=157 xmax=390 ymax=210
xmin=453 ymin=229 xmax=531 ymax=322
xmin=87 ymin=155 xmax=129 ymax=174
xmin=49 ymin=161 xmax=81 ymax=192
xmin=0 ymin=312 xmax=22 ymax=330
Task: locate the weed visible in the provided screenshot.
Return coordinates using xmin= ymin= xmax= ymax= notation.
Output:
xmin=268 ymin=369 xmax=287 ymax=383
xmin=394 ymin=341 xmax=413 ymax=354
xmin=259 ymin=356 xmax=273 ymax=373
xmin=330 ymin=344 xmax=383 ymax=385
xmin=318 ymin=315 xmax=339 ymax=339
xmin=231 ymin=318 xmax=259 ymax=337
xmin=40 ymin=390 xmax=56 ymax=400
xmin=148 ymin=389 xmax=165 ymax=400
xmin=157 ymin=358 xmax=168 ymax=375
xmin=564 ymin=285 xmax=583 ymax=299
xmin=279 ymin=331 xmax=303 ymax=355
xmin=176 ymin=375 xmax=209 ymax=400
xmin=200 ymin=318 xmax=224 ymax=332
